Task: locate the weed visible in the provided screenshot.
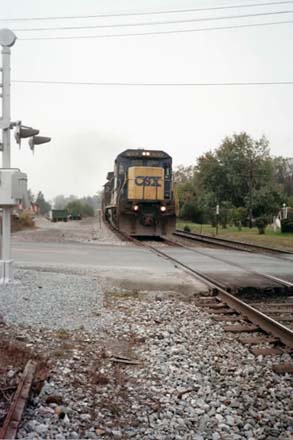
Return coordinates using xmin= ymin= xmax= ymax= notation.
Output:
xmin=55 ymin=329 xmax=70 ymax=340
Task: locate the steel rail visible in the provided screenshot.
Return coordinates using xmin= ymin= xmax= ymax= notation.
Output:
xmin=103 ymin=220 xmax=293 ymax=347
xmin=143 ymin=241 xmax=293 ymax=348
xmin=174 ymin=229 xmax=293 ymax=256
xmin=169 ymin=236 xmax=293 ymax=290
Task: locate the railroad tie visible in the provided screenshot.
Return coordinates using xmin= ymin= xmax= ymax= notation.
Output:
xmin=238 ymin=336 xmax=278 ymax=345
xmin=212 ymin=315 xmax=242 ymax=322
xmin=272 ymin=363 xmax=293 ymax=374
xmin=224 ymin=324 xmax=259 ymax=333
xmin=250 ymin=347 xmax=283 ymax=356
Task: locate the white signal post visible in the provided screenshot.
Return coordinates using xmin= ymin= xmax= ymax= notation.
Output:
xmin=0 ymin=29 xmax=51 ymax=284
xmin=0 ymin=29 xmax=17 ymax=283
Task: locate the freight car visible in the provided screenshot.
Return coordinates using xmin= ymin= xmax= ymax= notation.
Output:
xmin=103 ymin=149 xmax=176 ymax=236
xmin=49 ymin=209 xmax=68 ymax=222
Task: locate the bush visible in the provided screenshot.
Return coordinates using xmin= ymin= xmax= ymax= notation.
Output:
xmin=180 ymin=202 xmax=199 ymax=223
xmin=281 ymin=219 xmax=293 ymax=233
xmin=19 ymin=211 xmax=35 ymax=228
xmin=232 ymin=207 xmax=247 ymax=230
xmin=255 ymin=216 xmax=269 ymax=234
xmin=183 ymin=225 xmax=191 ymax=232
xmin=11 ymin=211 xmax=35 ymax=232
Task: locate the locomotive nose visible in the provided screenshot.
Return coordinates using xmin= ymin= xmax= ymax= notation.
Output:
xmin=142 ymin=214 xmax=155 ymax=226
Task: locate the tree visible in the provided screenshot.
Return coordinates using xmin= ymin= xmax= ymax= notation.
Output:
xmin=197 ymin=133 xmax=272 ymax=208
xmin=54 ymin=194 xmax=77 ymax=209
xmin=175 ymin=132 xmax=285 ymax=226
xmin=250 ymin=186 xmax=282 ymax=218
xmin=66 ymin=200 xmax=94 ymax=218
xmin=173 ymin=165 xmax=196 ymax=184
xmin=36 ymin=191 xmax=51 ymax=214
xmin=195 ymin=133 xmax=282 ymax=224
xmin=273 ymin=157 xmax=293 ymax=201
xmin=27 ymin=189 xmax=35 ymax=204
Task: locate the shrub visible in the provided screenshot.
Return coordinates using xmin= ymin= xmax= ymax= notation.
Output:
xmin=232 ymin=207 xmax=247 ymax=230
xmin=281 ymin=219 xmax=293 ymax=233
xmin=183 ymin=225 xmax=191 ymax=232
xmin=19 ymin=211 xmax=35 ymax=228
xmin=11 ymin=211 xmax=35 ymax=232
xmin=255 ymin=216 xmax=269 ymax=234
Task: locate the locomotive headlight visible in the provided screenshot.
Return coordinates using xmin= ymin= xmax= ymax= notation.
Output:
xmin=160 ymin=206 xmax=167 ymax=212
xmin=133 ymin=204 xmax=139 ymax=211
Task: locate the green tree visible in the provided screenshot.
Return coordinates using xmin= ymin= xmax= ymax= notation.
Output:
xmin=66 ymin=200 xmax=94 ymax=218
xmin=273 ymin=157 xmax=293 ymax=201
xmin=196 ymin=133 xmax=282 ymax=224
xmin=197 ymin=133 xmax=272 ymax=207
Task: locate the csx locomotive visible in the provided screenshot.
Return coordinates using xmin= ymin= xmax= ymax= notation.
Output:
xmin=103 ymin=149 xmax=176 ymax=236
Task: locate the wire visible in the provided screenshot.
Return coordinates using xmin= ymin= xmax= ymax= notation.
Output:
xmin=12 ymin=80 xmax=293 ymax=86
xmin=12 ymin=9 xmax=293 ymax=32
xmin=2 ymin=0 xmax=293 ymax=21
xmin=18 ymin=19 xmax=293 ymax=40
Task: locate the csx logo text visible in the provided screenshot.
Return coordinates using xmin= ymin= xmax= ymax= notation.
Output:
xmin=135 ymin=176 xmax=162 ymax=187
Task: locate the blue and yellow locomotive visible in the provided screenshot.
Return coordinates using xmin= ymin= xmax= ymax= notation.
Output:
xmin=103 ymin=149 xmax=176 ymax=236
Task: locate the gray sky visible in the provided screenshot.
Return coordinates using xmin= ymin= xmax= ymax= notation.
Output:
xmin=2 ymin=0 xmax=293 ymax=200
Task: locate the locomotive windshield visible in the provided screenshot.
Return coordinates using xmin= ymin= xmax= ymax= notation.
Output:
xmin=129 ymin=159 xmax=163 ymax=167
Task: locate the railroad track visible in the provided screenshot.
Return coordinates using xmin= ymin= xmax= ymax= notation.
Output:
xmin=0 ymin=360 xmax=36 ymax=440
xmin=169 ymin=237 xmax=293 ymax=294
xmin=143 ymin=238 xmax=293 ymax=368
xmin=105 ymin=221 xmax=293 ymax=358
xmin=174 ymin=229 xmax=293 ymax=257
xmin=129 ymin=234 xmax=293 ymax=355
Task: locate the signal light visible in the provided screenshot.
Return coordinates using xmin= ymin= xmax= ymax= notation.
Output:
xmin=28 ymin=136 xmax=51 ymax=152
xmin=160 ymin=206 xmax=167 ymax=212
xmin=133 ymin=204 xmax=139 ymax=211
xmin=14 ymin=125 xmax=40 ymax=145
xmin=13 ymin=122 xmax=51 ymax=152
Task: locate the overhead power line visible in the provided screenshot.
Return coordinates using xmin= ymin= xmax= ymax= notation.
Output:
xmin=12 ymin=9 xmax=293 ymax=32
xmin=2 ymin=0 xmax=293 ymax=21
xmin=18 ymin=19 xmax=293 ymax=40
xmin=12 ymin=80 xmax=293 ymax=87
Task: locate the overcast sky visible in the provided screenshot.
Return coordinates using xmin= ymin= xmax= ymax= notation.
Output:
xmin=1 ymin=0 xmax=293 ymax=200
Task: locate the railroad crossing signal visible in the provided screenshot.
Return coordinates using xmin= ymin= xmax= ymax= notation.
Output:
xmin=14 ymin=123 xmax=51 ymax=152
xmin=0 ymin=28 xmax=51 ymax=283
xmin=14 ymin=124 xmax=39 ymax=146
xmin=28 ymin=135 xmax=51 ymax=152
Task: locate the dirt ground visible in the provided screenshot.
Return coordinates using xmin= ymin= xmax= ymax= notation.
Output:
xmin=12 ymin=216 xmax=123 ymax=246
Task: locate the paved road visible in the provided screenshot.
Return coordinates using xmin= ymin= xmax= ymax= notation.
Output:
xmin=12 ymin=241 xmax=171 ymax=272
xmin=12 ymin=241 xmax=207 ymax=294
xmin=12 ymin=239 xmax=293 ymax=294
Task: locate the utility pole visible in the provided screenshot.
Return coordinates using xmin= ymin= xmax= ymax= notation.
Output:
xmin=215 ymin=204 xmax=219 ymax=235
xmin=248 ymin=156 xmax=253 ymax=229
xmin=0 ymin=29 xmax=17 ymax=283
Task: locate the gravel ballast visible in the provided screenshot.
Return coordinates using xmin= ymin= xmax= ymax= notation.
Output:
xmin=0 ymin=266 xmax=292 ymax=440
xmin=0 ymin=268 xmax=104 ymax=331
xmin=2 ymin=218 xmax=292 ymax=439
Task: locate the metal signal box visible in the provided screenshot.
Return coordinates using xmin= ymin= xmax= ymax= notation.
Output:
xmin=0 ymin=169 xmax=28 ymax=206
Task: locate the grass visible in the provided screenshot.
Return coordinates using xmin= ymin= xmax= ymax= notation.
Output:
xmin=176 ymin=219 xmax=293 ymax=250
